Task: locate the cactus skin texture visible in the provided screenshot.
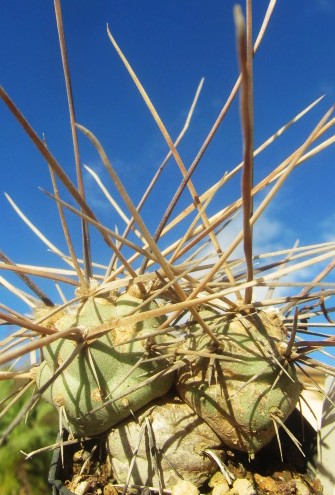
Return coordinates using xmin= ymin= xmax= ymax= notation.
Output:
xmin=37 ymin=291 xmax=174 ymax=437
xmin=108 ymin=393 xmax=222 ymax=489
xmin=176 ymin=308 xmax=301 ymax=454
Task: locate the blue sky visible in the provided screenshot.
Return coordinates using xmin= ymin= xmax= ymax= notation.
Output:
xmin=1 ymin=1 xmax=335 ymax=315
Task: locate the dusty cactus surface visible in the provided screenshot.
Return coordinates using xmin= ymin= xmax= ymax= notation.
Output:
xmin=108 ymin=393 xmax=222 ymax=489
xmin=37 ymin=290 xmax=174 ymax=437
xmin=176 ymin=308 xmax=301 ymax=453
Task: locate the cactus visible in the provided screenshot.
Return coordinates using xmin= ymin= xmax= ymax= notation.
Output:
xmin=0 ymin=1 xmax=335 ymax=493
xmin=176 ymin=307 xmax=301 ymax=453
xmin=107 ymin=393 xmax=222 ymax=488
xmin=36 ymin=290 xmax=174 ymax=437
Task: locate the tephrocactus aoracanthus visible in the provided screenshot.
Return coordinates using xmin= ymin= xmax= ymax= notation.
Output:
xmin=176 ymin=307 xmax=301 ymax=453
xmin=1 ymin=2 xmax=335 ymax=493
xmin=36 ymin=289 xmax=174 ymax=437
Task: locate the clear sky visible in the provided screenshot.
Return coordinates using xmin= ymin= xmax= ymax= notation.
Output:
xmin=0 ymin=1 xmax=335 ymax=315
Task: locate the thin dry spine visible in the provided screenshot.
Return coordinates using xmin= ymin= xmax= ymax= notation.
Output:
xmin=0 ymin=0 xmax=335 ymax=492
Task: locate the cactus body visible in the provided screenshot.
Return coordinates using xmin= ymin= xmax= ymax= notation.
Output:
xmin=176 ymin=309 xmax=301 ymax=454
xmin=108 ymin=393 xmax=222 ymax=489
xmin=37 ymin=292 xmax=174 ymax=437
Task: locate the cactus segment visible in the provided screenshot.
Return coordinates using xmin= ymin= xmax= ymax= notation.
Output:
xmin=36 ymin=292 xmax=174 ymax=437
xmin=176 ymin=308 xmax=301 ymax=454
xmin=107 ymin=393 xmax=222 ymax=489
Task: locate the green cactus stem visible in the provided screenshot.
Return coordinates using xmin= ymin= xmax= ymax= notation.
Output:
xmin=36 ymin=290 xmax=174 ymax=437
xmin=176 ymin=307 xmax=301 ymax=454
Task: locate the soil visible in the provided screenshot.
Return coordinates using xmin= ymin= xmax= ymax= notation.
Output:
xmin=51 ymin=410 xmax=323 ymax=495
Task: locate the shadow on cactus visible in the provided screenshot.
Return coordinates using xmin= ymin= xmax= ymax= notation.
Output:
xmin=1 ymin=0 xmax=335 ymax=493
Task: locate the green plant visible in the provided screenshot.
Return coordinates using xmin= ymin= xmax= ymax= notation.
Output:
xmin=36 ymin=290 xmax=173 ymax=437
xmin=176 ymin=307 xmax=301 ymax=453
xmin=0 ymin=1 xmax=335 ymax=493
xmin=0 ymin=379 xmax=57 ymax=495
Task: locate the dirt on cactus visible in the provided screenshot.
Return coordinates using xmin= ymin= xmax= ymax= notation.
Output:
xmin=54 ymin=408 xmax=323 ymax=495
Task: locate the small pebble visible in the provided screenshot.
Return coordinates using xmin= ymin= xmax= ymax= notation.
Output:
xmin=74 ymin=480 xmax=90 ymax=495
xmin=295 ymin=479 xmax=310 ymax=495
xmin=209 ymin=472 xmax=228 ymax=488
xmin=103 ymin=485 xmax=118 ymax=495
xmin=233 ymin=478 xmax=256 ymax=495
xmin=212 ymin=483 xmax=230 ymax=495
xmin=254 ymin=473 xmax=278 ymax=493
xmin=171 ymin=479 xmax=199 ymax=495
